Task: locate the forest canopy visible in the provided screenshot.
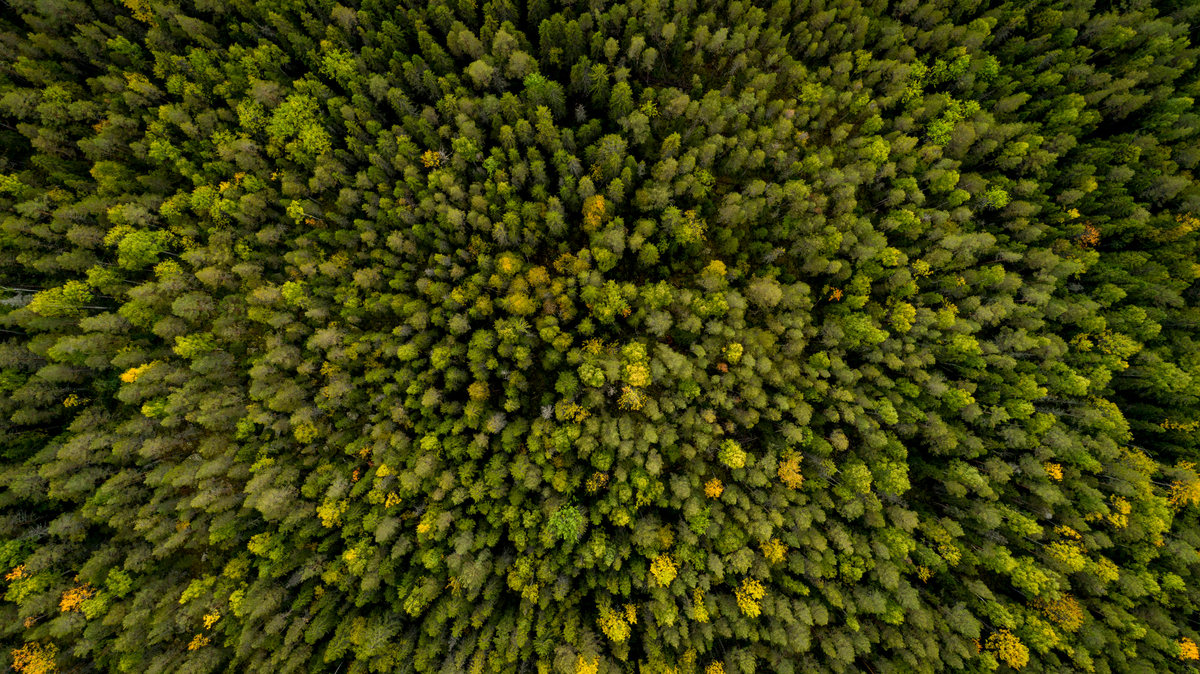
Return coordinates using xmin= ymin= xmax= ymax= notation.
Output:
xmin=3 ymin=0 xmax=1200 ymax=673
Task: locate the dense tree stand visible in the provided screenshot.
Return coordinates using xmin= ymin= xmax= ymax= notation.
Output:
xmin=3 ymin=1 xmax=1200 ymax=673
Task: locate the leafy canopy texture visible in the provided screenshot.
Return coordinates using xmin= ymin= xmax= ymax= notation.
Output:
xmin=4 ymin=0 xmax=1200 ymax=673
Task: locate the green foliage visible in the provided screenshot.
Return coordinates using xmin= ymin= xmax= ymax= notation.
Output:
xmin=2 ymin=2 xmax=1200 ymax=674
xmin=548 ymin=504 xmax=583 ymax=541
xmin=266 ymin=94 xmax=331 ymax=161
xmin=28 ymin=281 xmax=93 ymax=317
xmin=718 ymin=439 xmax=747 ymax=469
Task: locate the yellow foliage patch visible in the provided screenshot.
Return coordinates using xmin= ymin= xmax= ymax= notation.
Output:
xmin=59 ymin=584 xmax=94 ymax=613
xmin=704 ymin=478 xmax=724 ymax=499
xmin=986 ymin=629 xmax=1029 ymax=669
xmin=119 ymin=361 xmax=159 ymax=383
xmin=583 ymin=195 xmax=606 ymax=232
xmin=586 ymin=472 xmax=609 ymax=493
xmin=618 ymin=386 xmax=644 ymax=410
xmin=649 ymin=554 xmax=678 ymax=587
xmin=735 ymin=578 xmax=765 ymax=618
xmin=1042 ymin=462 xmax=1063 ymax=481
xmin=778 ymin=455 xmax=804 ymax=489
xmin=11 ymin=642 xmax=58 ymax=674
xmin=597 ymin=604 xmax=632 ymax=643
xmin=1092 ymin=555 xmax=1120 ymax=584
xmin=293 ymin=423 xmax=319 ymax=443
xmin=693 ymin=588 xmax=709 ymax=623
xmin=624 ymin=362 xmax=652 ymax=388
xmin=575 ymin=655 xmax=600 ymax=674
xmin=1032 ymin=594 xmax=1085 ymax=632
xmin=317 ymin=499 xmax=348 ymax=528
xmin=558 ymin=401 xmax=591 ymax=422
xmin=1169 ymin=462 xmax=1200 ymax=510
xmin=760 ymin=539 xmax=787 ymax=564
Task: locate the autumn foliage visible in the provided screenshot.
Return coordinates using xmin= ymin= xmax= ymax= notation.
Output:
xmin=3 ymin=0 xmax=1200 ymax=673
